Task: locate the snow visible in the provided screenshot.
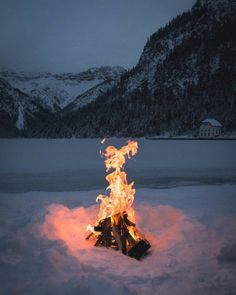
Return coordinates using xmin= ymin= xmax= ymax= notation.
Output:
xmin=0 ymin=185 xmax=236 ymax=294
xmin=0 ymin=67 xmax=125 ymax=111
xmin=0 ymin=138 xmax=236 ymax=293
xmin=16 ymin=104 xmax=24 ymax=130
xmin=69 ymin=80 xmax=117 ymax=111
xmin=128 ymin=29 xmax=191 ymax=93
xmin=202 ymin=118 xmax=222 ymax=127
xmin=8 ymin=74 xmax=103 ymax=109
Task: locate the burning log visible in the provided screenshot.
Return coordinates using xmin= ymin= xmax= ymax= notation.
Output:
xmin=87 ymin=211 xmax=151 ymax=259
xmin=86 ymin=140 xmax=151 ymax=260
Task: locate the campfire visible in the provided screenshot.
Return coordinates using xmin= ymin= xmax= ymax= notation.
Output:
xmin=86 ymin=140 xmax=151 ymax=260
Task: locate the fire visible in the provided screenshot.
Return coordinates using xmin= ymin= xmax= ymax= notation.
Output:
xmin=87 ymin=140 xmax=150 ymax=259
xmin=96 ymin=140 xmax=138 ymax=221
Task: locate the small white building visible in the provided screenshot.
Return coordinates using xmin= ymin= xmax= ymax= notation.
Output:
xmin=199 ymin=118 xmax=222 ymax=138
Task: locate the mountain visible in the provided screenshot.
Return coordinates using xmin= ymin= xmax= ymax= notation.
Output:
xmin=48 ymin=0 xmax=236 ymax=137
xmin=63 ymin=69 xmax=125 ymax=113
xmin=0 ymin=66 xmax=125 ymax=136
xmin=0 ymin=66 xmax=125 ymax=112
xmin=1 ymin=0 xmax=235 ymax=138
xmin=0 ymin=78 xmax=54 ymax=137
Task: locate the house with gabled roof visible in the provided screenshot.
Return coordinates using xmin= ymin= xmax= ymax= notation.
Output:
xmin=199 ymin=118 xmax=222 ymax=138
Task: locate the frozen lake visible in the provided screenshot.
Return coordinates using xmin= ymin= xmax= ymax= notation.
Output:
xmin=0 ymin=138 xmax=236 ymax=192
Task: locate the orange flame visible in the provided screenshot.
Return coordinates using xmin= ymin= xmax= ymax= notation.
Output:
xmin=89 ymin=140 xmax=138 ymax=229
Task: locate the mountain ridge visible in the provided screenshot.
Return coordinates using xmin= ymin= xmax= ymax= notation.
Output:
xmin=0 ymin=66 xmax=125 ymax=112
xmin=0 ymin=66 xmax=125 ymax=136
xmin=49 ymin=0 xmax=235 ymax=138
xmin=0 ymin=0 xmax=235 ymax=137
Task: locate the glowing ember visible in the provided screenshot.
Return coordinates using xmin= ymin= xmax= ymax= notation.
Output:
xmin=86 ymin=140 xmax=151 ymax=260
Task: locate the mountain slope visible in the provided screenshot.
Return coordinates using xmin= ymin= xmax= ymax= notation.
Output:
xmin=1 ymin=0 xmax=235 ymax=138
xmin=51 ymin=0 xmax=236 ymax=137
xmin=0 ymin=66 xmax=125 ymax=112
xmin=0 ymin=78 xmax=54 ymax=137
xmin=64 ymin=79 xmax=122 ymax=113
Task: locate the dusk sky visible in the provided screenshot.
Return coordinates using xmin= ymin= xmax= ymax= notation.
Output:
xmin=0 ymin=0 xmax=195 ymax=73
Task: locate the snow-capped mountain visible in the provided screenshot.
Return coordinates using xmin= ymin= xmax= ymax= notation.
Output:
xmin=0 ymin=66 xmax=125 ymax=112
xmin=129 ymin=0 xmax=236 ymax=93
xmin=1 ymin=0 xmax=235 ymax=137
xmin=50 ymin=0 xmax=235 ymax=137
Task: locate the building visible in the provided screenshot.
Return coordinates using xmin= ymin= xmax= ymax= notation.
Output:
xmin=199 ymin=118 xmax=222 ymax=138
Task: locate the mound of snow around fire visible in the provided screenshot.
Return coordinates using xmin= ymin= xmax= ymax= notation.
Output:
xmin=1 ymin=185 xmax=236 ymax=294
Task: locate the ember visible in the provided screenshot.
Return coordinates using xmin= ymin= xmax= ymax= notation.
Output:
xmin=86 ymin=140 xmax=151 ymax=260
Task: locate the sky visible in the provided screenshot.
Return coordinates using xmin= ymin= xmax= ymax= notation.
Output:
xmin=0 ymin=0 xmax=195 ymax=73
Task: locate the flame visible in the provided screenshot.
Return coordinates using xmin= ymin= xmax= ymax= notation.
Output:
xmin=95 ymin=140 xmax=138 ymax=223
xmin=86 ymin=140 xmax=151 ymax=258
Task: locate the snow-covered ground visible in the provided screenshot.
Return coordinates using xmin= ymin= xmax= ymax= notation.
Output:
xmin=0 ymin=139 xmax=236 ymax=294
xmin=0 ymin=186 xmax=236 ymax=294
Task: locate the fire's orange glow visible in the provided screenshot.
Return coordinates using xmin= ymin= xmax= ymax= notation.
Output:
xmin=88 ymin=140 xmax=138 ymax=231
